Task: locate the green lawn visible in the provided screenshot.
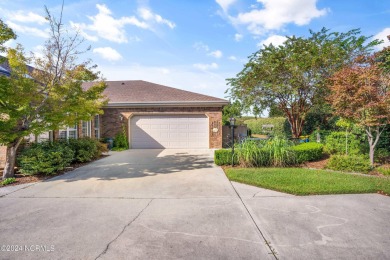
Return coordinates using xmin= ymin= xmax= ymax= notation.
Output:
xmin=225 ymin=167 xmax=390 ymax=195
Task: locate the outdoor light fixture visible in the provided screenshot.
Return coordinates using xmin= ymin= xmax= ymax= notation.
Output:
xmin=119 ymin=115 xmax=124 ymax=121
xmin=230 ymin=117 xmax=236 ymax=166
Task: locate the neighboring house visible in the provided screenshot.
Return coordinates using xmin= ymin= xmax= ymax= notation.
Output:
xmin=0 ymin=79 xmax=228 ymax=167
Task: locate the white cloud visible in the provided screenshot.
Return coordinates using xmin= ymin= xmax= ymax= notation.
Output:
xmin=193 ymin=42 xmax=210 ymax=52
xmin=374 ymin=28 xmax=390 ymax=50
xmin=93 ymin=47 xmax=122 ymax=61
xmin=70 ymin=4 xmax=148 ymax=44
xmin=193 ymin=62 xmax=219 ymax=70
xmin=230 ymin=0 xmax=328 ymax=35
xmin=70 ymin=4 xmax=174 ymax=44
xmin=234 ymin=33 xmax=243 ymax=42
xmin=258 ymin=34 xmax=287 ymax=48
xmin=208 ymin=50 xmax=223 ymax=58
xmin=159 ymin=68 xmax=170 ymax=74
xmin=138 ymin=8 xmax=176 ymax=29
xmin=9 ymin=11 xmax=47 ymax=25
xmin=216 ymin=0 xmax=237 ymax=12
xmin=6 ymin=21 xmax=49 ymax=38
xmin=228 ymin=55 xmax=237 ymax=60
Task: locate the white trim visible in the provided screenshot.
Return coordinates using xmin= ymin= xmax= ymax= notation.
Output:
xmin=105 ymin=101 xmax=228 ymax=108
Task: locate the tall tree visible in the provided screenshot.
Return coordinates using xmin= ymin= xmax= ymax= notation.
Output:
xmin=0 ymin=7 xmax=107 ymax=179
xmin=227 ymin=28 xmax=379 ymax=138
xmin=328 ymin=54 xmax=390 ymax=165
xmin=0 ymin=19 xmax=16 ymax=55
xmin=222 ymin=100 xmax=242 ymax=125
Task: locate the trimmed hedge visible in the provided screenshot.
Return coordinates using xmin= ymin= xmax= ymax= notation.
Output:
xmin=214 ymin=149 xmax=238 ymax=166
xmin=326 ymin=155 xmax=372 ymax=174
xmin=292 ymin=142 xmax=324 ymax=164
xmin=244 ymin=117 xmax=290 ymax=137
xmin=18 ymin=142 xmax=74 ymax=175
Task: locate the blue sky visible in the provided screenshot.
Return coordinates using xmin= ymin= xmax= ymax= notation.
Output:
xmin=1 ymin=0 xmax=389 ymax=99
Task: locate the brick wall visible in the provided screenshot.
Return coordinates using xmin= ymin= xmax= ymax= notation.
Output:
xmin=101 ymin=106 xmax=223 ymax=149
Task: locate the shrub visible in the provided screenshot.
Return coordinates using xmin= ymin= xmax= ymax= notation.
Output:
xmin=113 ymin=127 xmax=128 ymax=150
xmin=292 ymin=142 xmax=324 ymax=164
xmin=326 ymin=155 xmax=372 ymax=174
xmin=374 ymin=148 xmax=390 ymax=164
xmin=67 ymin=138 xmax=101 ymax=163
xmin=214 ymin=149 xmax=238 ymax=166
xmin=1 ymin=177 xmax=16 ymax=186
xmin=18 ymin=142 xmax=74 ymax=175
xmin=324 ymin=131 xmax=363 ymax=155
xmin=377 ymin=165 xmax=390 ymax=176
xmin=244 ymin=117 xmax=290 ymax=137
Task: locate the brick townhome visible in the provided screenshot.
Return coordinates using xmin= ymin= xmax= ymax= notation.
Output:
xmin=83 ymin=80 xmax=228 ymax=149
xmin=0 ymin=80 xmax=228 ymax=167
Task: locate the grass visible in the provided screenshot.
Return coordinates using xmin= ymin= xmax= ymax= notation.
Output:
xmin=225 ymin=167 xmax=390 ymax=195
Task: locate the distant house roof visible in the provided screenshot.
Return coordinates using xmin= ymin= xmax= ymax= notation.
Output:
xmin=82 ymin=80 xmax=229 ymax=107
xmin=0 ymin=56 xmax=36 ymax=77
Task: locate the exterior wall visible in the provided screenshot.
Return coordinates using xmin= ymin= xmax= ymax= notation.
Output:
xmin=101 ymin=106 xmax=223 ymax=149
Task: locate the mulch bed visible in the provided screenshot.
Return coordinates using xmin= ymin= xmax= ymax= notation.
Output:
xmin=0 ymin=154 xmax=110 ymax=187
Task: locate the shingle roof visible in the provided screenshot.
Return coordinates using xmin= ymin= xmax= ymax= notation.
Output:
xmin=0 ymin=56 xmax=36 ymax=76
xmin=82 ymin=80 xmax=228 ymax=106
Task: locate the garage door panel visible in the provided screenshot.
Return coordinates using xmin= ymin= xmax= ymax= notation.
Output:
xmin=130 ymin=115 xmax=209 ymax=149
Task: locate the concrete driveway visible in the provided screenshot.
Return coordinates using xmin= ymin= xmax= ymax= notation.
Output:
xmin=0 ymin=149 xmax=389 ymax=260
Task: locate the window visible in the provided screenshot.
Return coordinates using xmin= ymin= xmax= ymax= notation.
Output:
xmin=94 ymin=115 xmax=100 ymax=139
xmin=82 ymin=121 xmax=91 ymax=137
xmin=59 ymin=124 xmax=78 ymax=140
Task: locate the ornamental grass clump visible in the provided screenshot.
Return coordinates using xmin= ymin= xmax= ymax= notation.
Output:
xmin=264 ymin=136 xmax=296 ymax=167
xmin=236 ymin=140 xmax=269 ymax=167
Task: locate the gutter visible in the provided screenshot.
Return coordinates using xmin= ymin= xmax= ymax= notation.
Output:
xmin=104 ymin=101 xmax=230 ymax=108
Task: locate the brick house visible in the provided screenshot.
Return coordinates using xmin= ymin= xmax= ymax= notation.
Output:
xmin=82 ymin=80 xmax=228 ymax=149
xmin=0 ymin=80 xmax=228 ymax=167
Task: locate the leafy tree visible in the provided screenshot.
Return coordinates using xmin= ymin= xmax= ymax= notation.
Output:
xmin=0 ymin=19 xmax=16 ymax=54
xmin=328 ymin=54 xmax=390 ymax=165
xmin=0 ymin=8 xmax=107 ymax=179
xmin=222 ymin=100 xmax=242 ymax=125
xmin=227 ymin=28 xmax=380 ymax=138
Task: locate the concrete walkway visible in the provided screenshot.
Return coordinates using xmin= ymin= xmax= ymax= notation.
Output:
xmin=0 ymin=149 xmax=389 ymax=259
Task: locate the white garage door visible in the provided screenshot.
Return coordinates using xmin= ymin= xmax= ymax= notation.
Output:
xmin=130 ymin=115 xmax=209 ymax=149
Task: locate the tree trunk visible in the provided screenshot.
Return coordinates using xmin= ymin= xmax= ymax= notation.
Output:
xmin=365 ymin=126 xmax=384 ymax=166
xmin=2 ymin=138 xmax=23 ymax=180
xmin=287 ymin=116 xmax=304 ymax=139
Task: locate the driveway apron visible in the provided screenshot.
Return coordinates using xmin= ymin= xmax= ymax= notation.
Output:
xmin=0 ymin=149 xmax=274 ymax=260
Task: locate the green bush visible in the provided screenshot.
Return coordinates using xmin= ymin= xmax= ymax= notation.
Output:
xmin=324 ymin=131 xmax=364 ymax=155
xmin=113 ymin=128 xmax=128 ymax=150
xmin=18 ymin=142 xmax=74 ymax=175
xmin=326 ymin=155 xmax=372 ymax=174
xmin=292 ymin=142 xmax=324 ymax=164
xmin=244 ymin=117 xmax=290 ymax=137
xmin=377 ymin=165 xmax=390 ymax=176
xmin=67 ymin=138 xmax=101 ymax=163
xmin=214 ymin=149 xmax=238 ymax=166
xmin=1 ymin=177 xmax=16 ymax=186
xmin=374 ymin=148 xmax=390 ymax=164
